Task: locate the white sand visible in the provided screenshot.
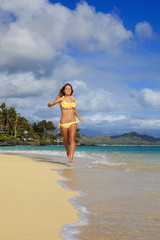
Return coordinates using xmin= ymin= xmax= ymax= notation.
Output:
xmin=0 ymin=154 xmax=79 ymax=240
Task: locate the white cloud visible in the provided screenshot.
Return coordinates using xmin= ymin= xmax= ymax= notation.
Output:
xmin=76 ymin=87 xmax=119 ymax=112
xmin=0 ymin=72 xmax=42 ymax=98
xmin=51 ymin=56 xmax=86 ymax=84
xmin=135 ymin=22 xmax=153 ymax=39
xmin=0 ymin=1 xmax=71 ymax=67
xmin=68 ymin=2 xmax=132 ymax=52
xmin=0 ymin=55 xmax=86 ymax=100
xmin=84 ymin=113 xmax=126 ymax=123
xmin=2 ymin=97 xmax=39 ymax=110
xmin=130 ymin=118 xmax=160 ymax=130
xmin=139 ymin=88 xmax=160 ymax=109
xmin=0 ymin=1 xmax=132 ymax=69
xmin=71 ymin=80 xmax=87 ymax=90
xmin=0 ymin=0 xmax=46 ymax=12
xmin=0 ymin=57 xmax=87 ymax=116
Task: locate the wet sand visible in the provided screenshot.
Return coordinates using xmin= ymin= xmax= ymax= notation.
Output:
xmin=0 ymin=153 xmax=79 ymax=240
xmin=61 ymin=163 xmax=160 ymax=240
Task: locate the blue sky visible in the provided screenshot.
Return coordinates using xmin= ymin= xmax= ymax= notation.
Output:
xmin=51 ymin=0 xmax=160 ymax=31
xmin=0 ymin=0 xmax=160 ymax=137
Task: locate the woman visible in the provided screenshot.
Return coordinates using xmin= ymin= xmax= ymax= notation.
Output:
xmin=48 ymin=83 xmax=84 ymax=163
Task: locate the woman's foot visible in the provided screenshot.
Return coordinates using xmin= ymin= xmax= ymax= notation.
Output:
xmin=68 ymin=157 xmax=73 ymax=163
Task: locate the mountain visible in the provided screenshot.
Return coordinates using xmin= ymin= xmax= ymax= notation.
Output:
xmin=77 ymin=132 xmax=160 ymax=145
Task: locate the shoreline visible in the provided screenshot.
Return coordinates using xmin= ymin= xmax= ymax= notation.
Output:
xmin=0 ymin=153 xmax=80 ymax=240
xmin=1 ymin=142 xmax=160 ymax=147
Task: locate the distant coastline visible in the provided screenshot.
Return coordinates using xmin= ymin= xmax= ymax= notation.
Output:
xmin=1 ymin=132 xmax=160 ymax=147
xmin=78 ymin=132 xmax=160 ymax=146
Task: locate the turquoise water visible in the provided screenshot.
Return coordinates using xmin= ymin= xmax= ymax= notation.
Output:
xmin=1 ymin=145 xmax=160 ymax=171
xmin=1 ymin=144 xmax=160 ymax=153
xmin=1 ymin=145 xmax=160 ymax=239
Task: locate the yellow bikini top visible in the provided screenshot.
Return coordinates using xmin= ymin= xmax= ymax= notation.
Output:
xmin=61 ymin=96 xmax=77 ymax=109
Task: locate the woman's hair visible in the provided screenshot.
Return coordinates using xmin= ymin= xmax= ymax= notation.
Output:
xmin=56 ymin=83 xmax=73 ymax=98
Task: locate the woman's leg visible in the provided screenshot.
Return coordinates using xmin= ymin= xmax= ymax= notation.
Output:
xmin=68 ymin=123 xmax=77 ymax=162
xmin=60 ymin=126 xmax=70 ymax=157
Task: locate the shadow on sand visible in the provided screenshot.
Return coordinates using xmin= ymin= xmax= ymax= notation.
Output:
xmin=35 ymin=158 xmax=72 ymax=167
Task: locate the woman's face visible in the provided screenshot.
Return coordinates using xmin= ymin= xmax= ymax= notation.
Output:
xmin=64 ymin=85 xmax=72 ymax=96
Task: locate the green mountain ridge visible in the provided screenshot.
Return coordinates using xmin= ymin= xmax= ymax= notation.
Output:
xmin=78 ymin=132 xmax=160 ymax=145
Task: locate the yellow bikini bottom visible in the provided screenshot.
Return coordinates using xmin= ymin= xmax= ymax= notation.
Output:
xmin=58 ymin=119 xmax=78 ymax=129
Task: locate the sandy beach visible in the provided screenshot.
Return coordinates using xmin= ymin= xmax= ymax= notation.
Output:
xmin=0 ymin=153 xmax=79 ymax=240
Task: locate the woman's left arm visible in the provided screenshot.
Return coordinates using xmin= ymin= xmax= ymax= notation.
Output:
xmin=74 ymin=109 xmax=84 ymax=123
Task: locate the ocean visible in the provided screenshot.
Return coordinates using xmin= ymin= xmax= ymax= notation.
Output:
xmin=0 ymin=145 xmax=160 ymax=240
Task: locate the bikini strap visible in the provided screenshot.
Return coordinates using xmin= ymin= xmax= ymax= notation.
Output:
xmin=70 ymin=96 xmax=75 ymax=101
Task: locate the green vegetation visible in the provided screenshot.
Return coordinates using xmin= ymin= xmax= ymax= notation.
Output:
xmin=0 ymin=102 xmax=57 ymax=145
xmin=79 ymin=132 xmax=160 ymax=146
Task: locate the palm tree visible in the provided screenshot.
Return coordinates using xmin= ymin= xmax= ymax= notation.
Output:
xmin=0 ymin=103 xmax=9 ymax=134
xmin=32 ymin=120 xmax=55 ymax=139
xmin=8 ymin=107 xmax=19 ymax=137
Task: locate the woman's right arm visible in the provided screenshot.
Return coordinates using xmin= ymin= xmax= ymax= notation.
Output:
xmin=48 ymin=97 xmax=63 ymax=107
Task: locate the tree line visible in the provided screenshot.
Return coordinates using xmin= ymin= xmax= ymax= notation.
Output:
xmin=0 ymin=103 xmax=56 ymax=141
